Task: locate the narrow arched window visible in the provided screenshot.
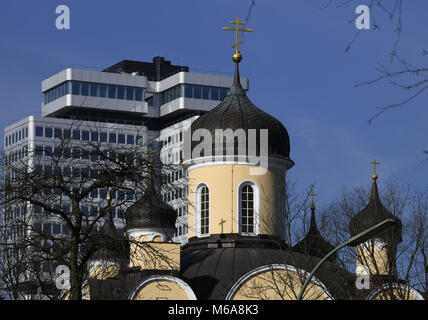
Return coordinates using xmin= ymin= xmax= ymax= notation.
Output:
xmin=241 ymin=185 xmax=254 ymax=234
xmin=200 ymin=186 xmax=209 ymax=235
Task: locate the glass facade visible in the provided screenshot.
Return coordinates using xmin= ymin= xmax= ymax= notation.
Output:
xmin=160 ymin=84 xmax=230 ymax=105
xmin=30 ymin=126 xmax=139 ymax=145
xmin=184 ymin=84 xmax=229 ymax=101
xmin=6 ymin=126 xmax=29 ymax=148
xmin=44 ymin=81 xmax=145 ymax=104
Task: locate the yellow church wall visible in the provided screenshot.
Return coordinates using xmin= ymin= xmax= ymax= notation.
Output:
xmin=89 ymin=264 xmax=119 ymax=280
xmin=187 ymin=164 xmax=285 ymax=238
xmin=231 ymin=268 xmax=328 ymax=300
xmin=356 ymin=242 xmax=390 ymax=276
xmin=134 ymin=280 xmax=192 ymax=300
xmin=130 ymin=242 xmax=180 ymax=271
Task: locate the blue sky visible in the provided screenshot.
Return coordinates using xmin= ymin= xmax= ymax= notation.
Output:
xmin=0 ymin=0 xmax=427 ymax=206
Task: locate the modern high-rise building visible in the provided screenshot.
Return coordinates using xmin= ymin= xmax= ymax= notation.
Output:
xmin=3 ymin=56 xmax=248 ymax=245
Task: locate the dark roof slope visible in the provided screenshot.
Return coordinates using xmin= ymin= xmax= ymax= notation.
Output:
xmin=293 ymin=207 xmax=336 ymax=262
xmin=125 ymin=182 xmax=177 ymax=231
xmin=180 ymin=235 xmax=354 ymax=300
xmin=88 ymin=213 xmax=129 ymax=263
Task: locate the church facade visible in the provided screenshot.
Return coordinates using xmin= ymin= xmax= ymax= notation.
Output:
xmin=85 ymin=42 xmax=424 ymax=300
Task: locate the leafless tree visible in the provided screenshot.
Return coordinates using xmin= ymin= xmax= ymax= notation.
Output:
xmin=319 ymin=179 xmax=428 ymax=299
xmin=234 ymin=174 xmax=427 ymax=300
xmin=321 ymin=0 xmax=428 ymax=126
xmin=0 ymin=121 xmax=183 ymax=300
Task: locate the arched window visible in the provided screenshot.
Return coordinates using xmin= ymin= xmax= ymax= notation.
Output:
xmin=198 ymin=185 xmax=210 ymax=236
xmin=238 ymin=181 xmax=259 ymax=235
xmin=241 ymin=185 xmax=254 ymax=234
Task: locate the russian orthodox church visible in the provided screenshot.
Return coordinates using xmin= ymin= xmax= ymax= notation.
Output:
xmin=84 ymin=24 xmax=424 ymax=300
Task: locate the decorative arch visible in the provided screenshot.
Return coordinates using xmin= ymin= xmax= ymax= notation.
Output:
xmin=366 ymin=283 xmax=425 ymax=300
xmin=128 ymin=275 xmax=197 ymax=300
xmin=152 ymin=235 xmax=162 ymax=242
xmin=195 ymin=183 xmax=210 ymax=237
xmin=237 ymin=180 xmax=260 ymax=236
xmin=225 ymin=264 xmax=333 ymax=300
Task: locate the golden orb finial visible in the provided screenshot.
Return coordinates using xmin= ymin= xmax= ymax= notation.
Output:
xmin=223 ymin=17 xmax=253 ymax=63
xmin=232 ymin=51 xmax=242 ymax=63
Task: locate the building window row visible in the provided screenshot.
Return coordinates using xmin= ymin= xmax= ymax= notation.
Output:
xmin=184 ymin=84 xmax=229 ymax=101
xmin=5 ymin=127 xmax=28 ymax=147
xmin=33 ymin=145 xmax=141 ymax=164
xmin=4 ymin=205 xmax=27 ymax=220
xmin=162 ymin=186 xmax=186 ymax=202
xmin=176 ymin=206 xmax=187 ymax=217
xmin=44 ymin=81 xmax=145 ymax=104
xmin=34 ymin=203 xmax=127 ymax=220
xmin=160 ymin=84 xmax=230 ymax=106
xmin=35 ymin=126 xmax=142 ymax=144
xmin=176 ymin=224 xmax=188 ymax=237
xmin=160 ymin=131 xmax=183 ymax=148
xmin=167 ymin=169 xmax=184 ymax=183
xmin=5 ymin=146 xmax=28 ymax=165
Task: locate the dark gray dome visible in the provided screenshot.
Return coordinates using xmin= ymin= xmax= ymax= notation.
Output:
xmin=125 ymin=184 xmax=177 ymax=231
xmin=88 ymin=216 xmax=129 ymax=262
xmin=190 ymin=63 xmax=293 ymax=161
xmin=293 ymin=207 xmax=336 ymax=262
xmin=349 ymin=178 xmax=402 ymax=244
xmin=180 ymin=235 xmax=353 ymax=300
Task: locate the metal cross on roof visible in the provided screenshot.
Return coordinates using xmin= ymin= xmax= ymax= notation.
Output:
xmin=370 ymin=159 xmax=380 ymax=179
xmin=309 ymin=191 xmax=318 ymax=208
xmin=222 ymin=17 xmax=253 ymax=54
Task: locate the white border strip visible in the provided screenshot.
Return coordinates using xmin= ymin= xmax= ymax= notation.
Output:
xmin=128 ymin=275 xmax=197 ymax=300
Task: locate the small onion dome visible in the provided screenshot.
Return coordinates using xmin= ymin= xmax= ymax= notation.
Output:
xmin=349 ymin=177 xmax=402 ymax=245
xmin=87 ymin=215 xmax=129 ymax=263
xmin=293 ymin=206 xmax=336 ymax=262
xmin=125 ymin=184 xmax=177 ymax=232
xmin=190 ymin=62 xmax=293 ymax=163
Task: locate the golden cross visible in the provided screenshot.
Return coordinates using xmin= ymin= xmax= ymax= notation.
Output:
xmin=370 ymin=159 xmax=380 ymax=178
xmin=309 ymin=191 xmax=318 ymax=208
xmin=222 ymin=17 xmax=253 ymax=53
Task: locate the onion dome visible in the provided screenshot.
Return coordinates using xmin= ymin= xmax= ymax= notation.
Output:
xmin=293 ymin=202 xmax=336 ymax=262
xmin=125 ymin=182 xmax=177 ymax=232
xmin=349 ymin=176 xmax=402 ymax=245
xmin=88 ymin=211 xmax=129 ymax=262
xmin=126 ymin=143 xmax=177 ymax=232
xmin=189 ymin=62 xmax=293 ymax=164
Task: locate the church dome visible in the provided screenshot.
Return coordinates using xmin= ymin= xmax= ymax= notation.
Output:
xmin=125 ymin=183 xmax=177 ymax=231
xmin=88 ymin=215 xmax=129 ymax=262
xmin=349 ymin=177 xmax=402 ymax=244
xmin=293 ymin=205 xmax=336 ymax=262
xmin=190 ymin=63 xmax=293 ymax=161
